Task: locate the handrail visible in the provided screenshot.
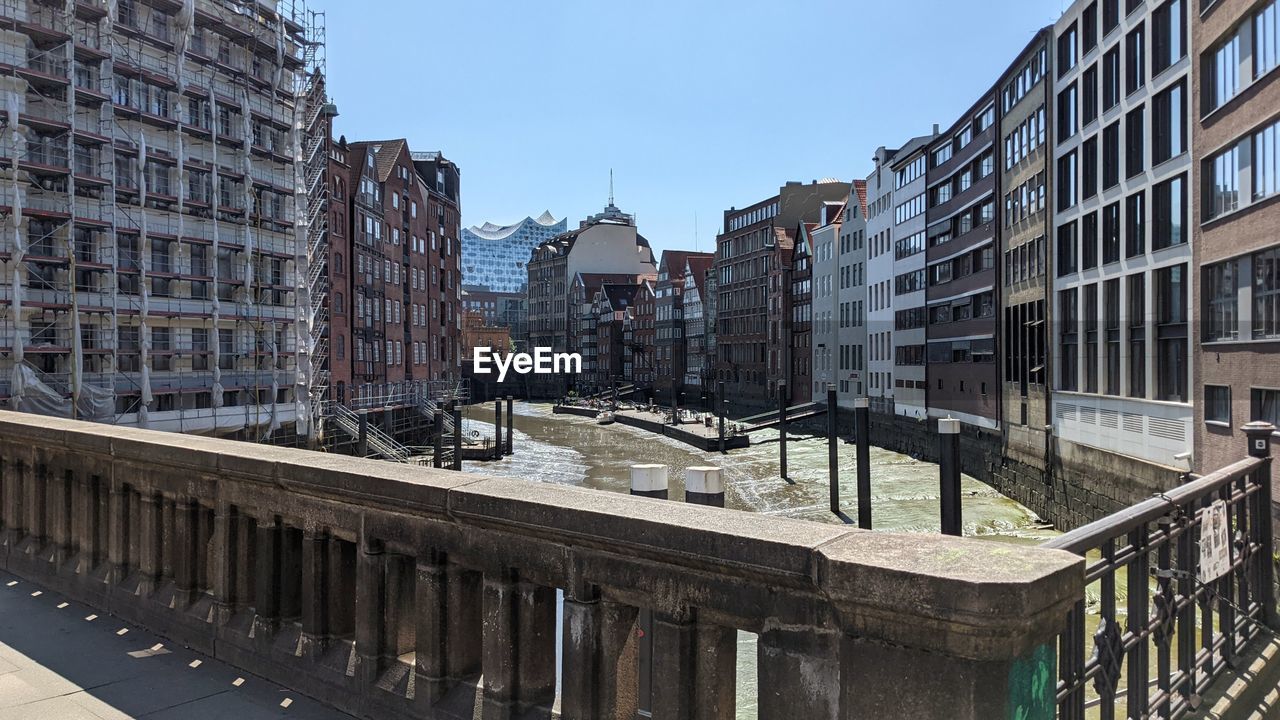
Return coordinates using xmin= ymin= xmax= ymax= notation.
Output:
xmin=1043 ymin=457 xmax=1264 ymax=555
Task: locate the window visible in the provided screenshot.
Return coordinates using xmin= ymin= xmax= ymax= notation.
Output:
xmin=1152 ymin=174 xmax=1186 ymax=250
xmin=1128 ymin=272 xmax=1146 ymax=397
xmin=1103 ymin=46 xmax=1121 ymax=110
xmin=1209 ymin=35 xmax=1241 ymax=111
xmin=1082 ymin=212 xmax=1099 ymax=269
xmin=1105 ymin=279 xmax=1121 ymax=394
xmin=1156 ymin=264 xmax=1187 ymax=402
xmin=1059 ymin=288 xmax=1079 ymax=391
xmin=1059 ymin=23 xmax=1079 ymax=77
xmin=1058 ymin=151 xmax=1078 ymax=211
xmin=1153 ymin=0 xmax=1186 ymax=76
xmin=1084 ymin=2 xmax=1099 ymax=51
xmin=1125 ymin=191 xmax=1145 ymax=257
xmin=1103 ymin=121 xmax=1120 ymax=189
xmin=1058 ymin=83 xmax=1078 ymax=142
xmin=1058 ymin=221 xmax=1078 ymax=276
xmin=1206 ymin=386 xmax=1231 ymax=424
xmin=1259 ymin=0 xmax=1279 ymax=78
xmin=1209 ymin=145 xmax=1239 ymax=218
xmin=1083 ymin=137 xmax=1098 ymax=199
xmin=1204 ymin=259 xmax=1239 ymax=341
xmin=1251 ymin=388 xmax=1280 ymax=427
xmin=1152 ymin=80 xmax=1186 ymax=165
xmin=1254 ymin=248 xmax=1280 ymax=339
xmin=1126 ymin=23 xmax=1146 ymax=94
xmin=1255 ymin=119 xmax=1279 ymax=200
xmin=1104 ymin=0 xmax=1119 ymax=34
xmin=1103 ymin=202 xmax=1121 ymax=264
xmin=1083 ymin=64 xmax=1099 ymax=124
xmin=1125 ymin=106 xmax=1145 ymax=178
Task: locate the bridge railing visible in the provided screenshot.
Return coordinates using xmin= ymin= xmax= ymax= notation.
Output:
xmin=1042 ymin=422 xmax=1277 ymax=720
xmin=0 ymin=410 xmax=1082 ymax=720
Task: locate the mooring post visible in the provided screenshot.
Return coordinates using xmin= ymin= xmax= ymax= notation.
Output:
xmin=855 ymin=396 xmax=871 ymax=530
xmin=494 ymin=398 xmax=503 ymax=459
xmin=505 ymin=396 xmax=514 ymax=455
xmin=684 ymin=466 xmax=724 ymax=507
xmin=672 ymin=389 xmax=680 ymax=426
xmin=778 ymin=382 xmax=788 ymax=481
xmin=357 ymin=409 xmax=369 ymax=458
xmin=451 ymin=403 xmax=463 ymax=471
xmin=630 ymin=464 xmax=669 ymax=500
xmin=939 ymin=417 xmax=962 ymax=536
xmin=1244 ymin=420 xmax=1277 ymax=628
xmin=827 ymin=384 xmax=839 ymax=514
xmin=432 ymin=409 xmax=443 ymax=469
xmin=718 ymin=381 xmax=726 ymax=454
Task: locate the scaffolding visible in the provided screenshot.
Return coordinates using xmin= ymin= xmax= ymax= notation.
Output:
xmin=0 ymin=0 xmax=323 ymax=437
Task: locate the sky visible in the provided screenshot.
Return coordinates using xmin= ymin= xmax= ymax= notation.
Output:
xmin=322 ymin=0 xmax=1068 ymax=259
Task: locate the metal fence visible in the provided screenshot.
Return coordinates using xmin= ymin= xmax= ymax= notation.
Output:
xmin=1043 ymin=422 xmax=1277 ymax=719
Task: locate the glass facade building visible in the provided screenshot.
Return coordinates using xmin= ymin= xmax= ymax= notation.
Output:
xmin=461 ymin=212 xmax=567 ymax=293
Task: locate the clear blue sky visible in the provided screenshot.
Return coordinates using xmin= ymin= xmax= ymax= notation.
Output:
xmin=323 ymin=0 xmax=1066 ymax=259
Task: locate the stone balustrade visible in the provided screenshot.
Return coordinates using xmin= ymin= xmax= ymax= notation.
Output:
xmin=0 ymin=410 xmax=1083 ymax=719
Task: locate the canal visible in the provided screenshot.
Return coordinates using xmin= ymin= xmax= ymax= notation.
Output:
xmin=461 ymin=402 xmax=1059 ymax=717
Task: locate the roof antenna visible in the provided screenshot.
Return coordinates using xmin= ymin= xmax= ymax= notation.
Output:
xmin=694 ymin=211 xmax=699 ymax=252
xmin=609 ymin=168 xmax=615 ymax=207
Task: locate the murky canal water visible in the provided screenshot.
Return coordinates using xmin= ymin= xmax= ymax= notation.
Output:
xmin=459 ymin=402 xmax=1059 ymax=717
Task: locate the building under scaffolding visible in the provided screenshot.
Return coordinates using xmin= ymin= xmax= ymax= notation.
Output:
xmin=0 ymin=0 xmax=330 ymax=441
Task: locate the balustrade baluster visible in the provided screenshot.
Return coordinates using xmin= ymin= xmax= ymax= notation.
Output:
xmin=1126 ymin=524 xmax=1150 ymax=718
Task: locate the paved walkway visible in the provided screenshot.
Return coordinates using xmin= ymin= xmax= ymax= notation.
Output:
xmin=0 ymin=571 xmax=353 ymax=720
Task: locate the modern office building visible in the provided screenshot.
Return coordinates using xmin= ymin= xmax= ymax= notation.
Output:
xmin=461 ymin=286 xmax=526 ymax=350
xmin=1052 ymin=0 xmax=1194 ymax=466
xmin=714 ymin=179 xmax=850 ymax=410
xmin=999 ymin=29 xmax=1054 ymax=459
xmin=461 ymin=211 xmax=566 ymax=293
xmin=887 ymin=133 xmax=937 ymax=419
xmin=833 ymin=183 xmax=868 ymax=408
xmin=1193 ymin=0 xmax=1280 ymax=476
xmin=0 ymin=0 xmax=325 ymax=437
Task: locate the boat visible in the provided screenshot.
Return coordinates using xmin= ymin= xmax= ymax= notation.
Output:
xmin=596 ymin=411 xmax=615 ymax=425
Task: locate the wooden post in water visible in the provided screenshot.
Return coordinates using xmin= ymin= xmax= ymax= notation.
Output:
xmin=827 ymin=384 xmax=839 ymax=514
xmin=357 ymin=409 xmax=369 ymax=458
xmin=778 ymin=382 xmax=788 ymax=481
xmin=854 ymin=396 xmax=871 ymax=529
xmin=505 ymin=396 xmax=514 ymax=455
xmin=451 ymin=403 xmax=463 ymax=471
xmin=939 ymin=417 xmax=961 ymax=535
xmin=717 ymin=381 xmax=726 ymax=454
xmin=432 ymin=409 xmax=443 ymax=469
xmin=494 ymin=398 xmax=503 ymax=459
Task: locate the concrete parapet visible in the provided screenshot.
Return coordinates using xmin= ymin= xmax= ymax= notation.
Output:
xmin=0 ymin=410 xmax=1083 ymax=720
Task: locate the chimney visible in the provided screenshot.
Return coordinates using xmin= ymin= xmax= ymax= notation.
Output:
xmin=932 ymin=123 xmax=940 ymax=136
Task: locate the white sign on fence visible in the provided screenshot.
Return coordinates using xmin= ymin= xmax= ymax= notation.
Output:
xmin=1199 ymin=500 xmax=1231 ymax=583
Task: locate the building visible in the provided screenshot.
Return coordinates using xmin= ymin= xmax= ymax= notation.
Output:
xmin=999 ymin=30 xmax=1053 ymax=460
xmin=887 ymin=133 xmax=937 ymax=419
xmin=461 ymin=211 xmax=566 ymax=293
xmin=714 ymin=179 xmax=851 ymax=411
xmin=460 ymin=309 xmax=509 ymax=360
xmin=789 ymin=223 xmax=814 ymax=404
xmin=525 ymin=199 xmax=656 ymax=359
xmin=807 ymin=201 xmax=849 ymax=403
xmin=1051 ymin=0 xmax=1193 ymax=466
xmin=833 ymin=183 xmax=869 ymax=408
xmin=653 ymin=249 xmax=713 ymax=404
xmin=766 ymin=227 xmax=796 ymax=404
xmin=594 ymin=283 xmax=640 ymax=390
xmin=570 ymin=271 xmax=651 ymax=391
xmin=341 ymin=140 xmax=462 ymax=402
xmin=461 ymin=286 xmax=526 ymax=350
xmin=925 ymin=90 xmax=1000 ymax=430
xmin=630 ymin=280 xmax=656 ymax=390
xmin=1193 ymin=0 xmax=1280 ymax=476
xmin=680 ymin=255 xmax=715 ymax=398
xmin=0 ymin=0 xmax=324 ymax=437
xmin=865 ymin=148 xmax=896 ymax=413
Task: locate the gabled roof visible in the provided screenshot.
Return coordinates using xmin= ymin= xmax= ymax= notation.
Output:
xmin=852 ymin=179 xmax=868 ymax=219
xmin=349 ymin=139 xmax=409 ymax=183
xmin=599 ymin=283 xmax=641 ymax=311
xmin=683 ymin=256 xmax=714 ymax=293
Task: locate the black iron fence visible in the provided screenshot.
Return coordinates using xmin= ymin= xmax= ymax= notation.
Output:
xmin=1043 ymin=421 xmax=1277 ymax=719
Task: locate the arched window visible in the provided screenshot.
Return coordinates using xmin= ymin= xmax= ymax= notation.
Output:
xmin=336 ymin=335 xmax=345 ymax=360
xmin=335 ymin=292 xmax=344 ymax=314
xmin=334 ymin=252 xmax=343 ymax=275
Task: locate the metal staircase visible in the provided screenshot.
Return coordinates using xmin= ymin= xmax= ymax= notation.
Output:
xmin=330 ymin=404 xmax=412 ymax=463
